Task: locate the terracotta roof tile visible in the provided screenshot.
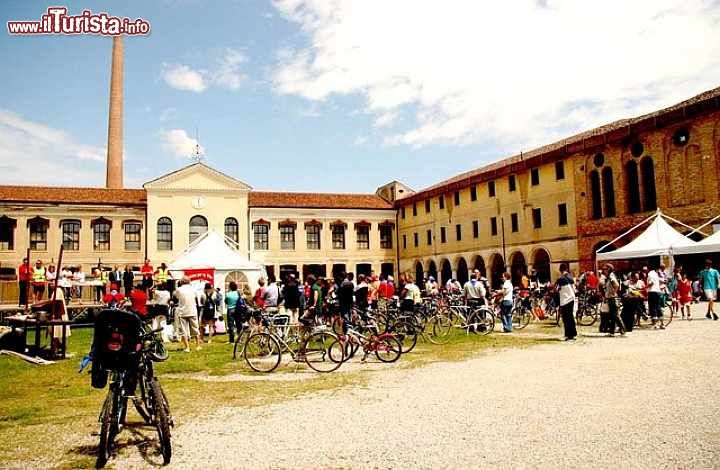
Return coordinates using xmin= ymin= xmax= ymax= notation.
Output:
xmin=0 ymin=185 xmax=147 ymax=206
xmin=249 ymin=191 xmax=392 ymax=210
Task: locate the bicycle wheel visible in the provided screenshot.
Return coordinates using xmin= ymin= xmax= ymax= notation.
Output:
xmin=331 ymin=316 xmax=344 ymax=335
xmin=512 ymin=306 xmax=532 ymax=329
xmin=468 ymin=309 xmax=494 ymax=335
xmin=390 ymin=321 xmax=418 ymax=354
xmin=303 ymin=331 xmax=344 ymax=372
xmin=244 ymin=333 xmax=281 ymax=373
xmin=375 ymin=336 xmax=402 ymax=363
xmin=343 ymin=336 xmax=360 ymax=360
xmin=149 ymin=378 xmax=172 ymax=465
xmin=96 ymin=390 xmax=115 ymax=469
xmin=425 ymin=314 xmax=452 ymax=344
xmin=232 ymin=328 xmax=252 ymax=360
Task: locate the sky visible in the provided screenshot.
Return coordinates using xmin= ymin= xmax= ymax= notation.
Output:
xmin=1 ymin=0 xmax=719 ymax=193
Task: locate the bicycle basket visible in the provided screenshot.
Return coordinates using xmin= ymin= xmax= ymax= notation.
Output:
xmin=93 ymin=309 xmax=143 ymax=371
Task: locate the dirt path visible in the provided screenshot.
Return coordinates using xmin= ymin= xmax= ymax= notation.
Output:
xmin=118 ymin=315 xmax=720 ymax=469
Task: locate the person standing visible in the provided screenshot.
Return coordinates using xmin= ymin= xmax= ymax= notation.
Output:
xmin=647 ymin=266 xmax=665 ymax=329
xmin=499 ymin=272 xmax=514 ymax=333
xmin=677 ymin=273 xmax=693 ymax=321
xmin=354 ymin=274 xmax=369 ymax=312
xmin=122 ymin=265 xmax=134 ymax=298
xmin=254 ymin=277 xmax=266 ymax=309
xmin=700 ymin=259 xmax=720 ymax=320
xmin=199 ymin=283 xmax=218 ymax=343
xmin=31 ymin=259 xmax=46 ymax=303
xmin=58 ymin=266 xmax=72 ymax=304
xmin=152 ymin=283 xmax=171 ymax=343
xmin=282 ymin=274 xmax=301 ymax=323
xmin=154 ymin=263 xmax=170 ymax=289
xmin=140 ymin=258 xmax=154 ymax=292
xmin=463 ymin=273 xmax=486 ymax=306
xmin=224 ymin=281 xmax=241 ymax=343
xmin=109 ymin=265 xmax=121 ymax=289
xmin=556 ymin=263 xmax=577 ymax=341
xmin=73 ymin=265 xmax=86 ymax=302
xmin=18 ymin=258 xmax=30 ymax=307
xmin=174 ymin=277 xmax=201 ymax=352
xmin=129 ymin=283 xmax=148 ymax=317
xmin=600 ymin=264 xmax=622 ymax=335
xmin=338 ymin=273 xmax=355 ymax=332
xmin=45 ymin=264 xmax=57 ymax=291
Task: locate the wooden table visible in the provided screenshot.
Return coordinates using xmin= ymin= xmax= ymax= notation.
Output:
xmin=5 ymin=316 xmax=73 ymax=359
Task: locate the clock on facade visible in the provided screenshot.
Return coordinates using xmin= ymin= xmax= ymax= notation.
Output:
xmin=191 ymin=196 xmax=206 ymax=209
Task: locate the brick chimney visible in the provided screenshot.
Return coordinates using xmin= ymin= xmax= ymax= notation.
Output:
xmin=105 ymin=36 xmax=124 ymax=189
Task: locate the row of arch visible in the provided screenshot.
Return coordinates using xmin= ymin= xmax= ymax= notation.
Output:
xmin=589 ymin=155 xmax=657 ymax=220
xmin=412 ymin=248 xmax=552 ymax=289
xmin=157 ymin=215 xmax=239 ymax=251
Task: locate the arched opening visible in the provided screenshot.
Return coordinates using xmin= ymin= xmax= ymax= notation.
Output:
xmin=189 ymin=215 xmax=208 ymax=244
xmin=225 ymin=271 xmax=249 ymax=296
xmin=625 ymin=160 xmax=641 ymax=214
xmin=415 ymin=261 xmax=424 ymax=287
xmin=509 ymin=251 xmax=527 ymax=286
xmin=224 ymin=217 xmax=239 ymax=248
xmin=472 ymin=255 xmax=486 ymax=278
xmin=440 ymin=259 xmax=452 ymax=285
xmin=589 ymin=170 xmax=602 ymax=220
xmin=427 ymin=260 xmax=438 ymax=281
xmin=302 ymin=264 xmax=326 ymax=280
xmin=601 ymin=167 xmax=615 ymax=217
xmin=456 ymin=257 xmax=469 ymax=285
xmin=532 ymin=248 xmax=551 ymax=283
xmin=640 ymin=157 xmax=657 ymax=211
xmin=490 ymin=254 xmax=505 ymax=289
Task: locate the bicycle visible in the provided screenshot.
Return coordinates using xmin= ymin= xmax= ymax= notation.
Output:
xmin=443 ymin=296 xmax=495 ymax=335
xmin=244 ymin=321 xmax=345 ymax=373
xmin=91 ymin=309 xmax=173 ymax=468
xmin=340 ymin=323 xmax=403 ymax=363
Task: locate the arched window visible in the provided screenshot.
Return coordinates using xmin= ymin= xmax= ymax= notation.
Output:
xmin=157 ymin=217 xmax=173 ymax=251
xmin=640 ymin=157 xmax=657 ymax=211
xmin=601 ymin=167 xmax=616 ymax=217
xmin=589 ymin=170 xmax=602 ymax=220
xmin=189 ymin=215 xmax=208 ymax=244
xmin=224 ymin=217 xmax=239 ymax=248
xmin=625 ymin=160 xmax=641 ymax=214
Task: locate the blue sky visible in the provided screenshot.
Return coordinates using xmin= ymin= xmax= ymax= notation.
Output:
xmin=1 ymin=0 xmax=719 ymax=193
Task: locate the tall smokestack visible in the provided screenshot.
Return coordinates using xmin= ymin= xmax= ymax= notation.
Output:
xmin=105 ymin=36 xmax=124 ymax=189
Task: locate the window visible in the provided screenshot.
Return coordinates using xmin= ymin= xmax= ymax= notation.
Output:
xmin=93 ymin=218 xmax=111 ymax=251
xmin=602 ymin=167 xmax=616 ymax=217
xmin=490 ymin=217 xmax=498 ymax=236
xmin=531 ymin=168 xmax=540 ymax=186
xmin=332 ymin=224 xmax=346 ymax=249
xmin=488 ymin=181 xmax=496 ymax=197
xmin=61 ymin=220 xmax=80 ymax=251
xmin=508 ymin=175 xmax=516 ymax=192
xmin=558 ymin=203 xmax=568 ymax=226
xmin=455 ymin=224 xmax=462 ymax=241
xmin=356 ymin=225 xmax=370 ymax=250
xmin=306 ymin=224 xmax=321 ymax=250
xmin=425 ymin=199 xmax=431 ymax=213
xmin=280 ymin=225 xmax=295 ymax=250
xmin=440 ymin=226 xmax=447 ymax=243
xmin=402 ymin=234 xmax=407 ymax=249
xmin=641 ymin=157 xmax=657 ymax=212
xmin=472 ymin=220 xmax=479 ymax=238
xmin=439 ymin=195 xmax=445 ymax=209
xmin=189 ymin=215 xmax=208 ymax=243
xmin=590 ymin=170 xmax=602 ymax=220
xmin=401 ymin=207 xmax=406 ymax=219
xmin=470 ymin=185 xmax=477 ymax=201
xmin=124 ymin=222 xmax=141 ymax=251
xmin=157 ymin=217 xmax=173 ymax=251
xmin=224 ymin=217 xmax=239 ymax=248
xmin=413 ymin=232 xmax=419 ymax=247
xmin=672 ymin=128 xmax=690 ymax=146
xmin=454 ymin=191 xmax=460 ymax=206
xmin=253 ymin=223 xmax=269 ymax=250
xmin=426 ymin=229 xmax=432 ymax=245
xmin=0 ymin=216 xmax=15 ymax=251
xmin=555 ymin=161 xmax=565 ymax=180
xmin=380 ymin=225 xmax=393 ymax=249
xmin=625 ymin=161 xmax=641 ymax=213
xmin=532 ymin=208 xmax=542 ymax=229
xmin=412 ymin=203 xmax=417 ymax=217
xmin=511 ymin=213 xmax=519 ymax=233
xmin=28 ymin=218 xmax=47 ymax=251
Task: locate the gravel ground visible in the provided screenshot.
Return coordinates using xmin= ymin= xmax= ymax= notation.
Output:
xmin=120 ymin=308 xmax=720 ymax=469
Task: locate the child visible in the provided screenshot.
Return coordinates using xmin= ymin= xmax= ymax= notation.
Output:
xmin=678 ymin=273 xmax=693 ymax=320
xmin=691 ymin=277 xmax=702 ymax=304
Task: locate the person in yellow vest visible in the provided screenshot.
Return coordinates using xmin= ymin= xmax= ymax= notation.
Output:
xmin=95 ymin=265 xmax=109 ymax=303
xmin=31 ymin=259 xmax=47 ymax=303
xmin=154 ymin=263 xmax=170 ymax=288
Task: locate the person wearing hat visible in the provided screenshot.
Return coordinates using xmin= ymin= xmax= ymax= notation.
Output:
xmin=425 ymin=276 xmax=439 ymax=296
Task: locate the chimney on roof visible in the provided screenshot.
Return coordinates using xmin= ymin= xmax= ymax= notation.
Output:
xmin=105 ymin=36 xmax=124 ymax=189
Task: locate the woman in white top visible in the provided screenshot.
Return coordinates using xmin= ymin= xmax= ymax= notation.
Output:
xmin=499 ymin=272 xmax=514 ymax=332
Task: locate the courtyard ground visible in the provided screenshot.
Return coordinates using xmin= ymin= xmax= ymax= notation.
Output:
xmin=1 ymin=304 xmax=719 ymax=468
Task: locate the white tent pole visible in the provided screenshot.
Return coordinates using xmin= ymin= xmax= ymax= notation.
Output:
xmin=683 ymin=213 xmax=720 ymax=238
xmin=596 ymin=212 xmax=658 ymax=254
xmin=661 ymin=212 xmax=707 ymax=232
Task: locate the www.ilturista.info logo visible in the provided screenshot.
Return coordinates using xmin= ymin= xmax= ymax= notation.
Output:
xmin=7 ymin=7 xmax=150 ymax=36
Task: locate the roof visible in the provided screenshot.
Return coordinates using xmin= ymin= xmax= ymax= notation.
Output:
xmin=249 ymin=191 xmax=393 ymax=210
xmin=400 ymin=85 xmax=720 ymax=205
xmin=596 ymin=212 xmax=693 ymax=261
xmin=0 ymin=185 xmax=147 ymax=206
xmin=168 ymin=230 xmax=263 ymax=271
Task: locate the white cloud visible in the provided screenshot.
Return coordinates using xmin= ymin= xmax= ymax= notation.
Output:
xmin=160 ymin=129 xmax=204 ymax=158
xmin=212 ymin=48 xmax=248 ymax=91
xmin=272 ymin=0 xmax=720 ymax=150
xmin=353 ymin=135 xmax=367 ymax=146
xmin=373 ymin=111 xmax=398 ymax=128
xmin=162 ymin=64 xmax=207 ymax=92
xmin=0 ymin=109 xmax=107 ymax=185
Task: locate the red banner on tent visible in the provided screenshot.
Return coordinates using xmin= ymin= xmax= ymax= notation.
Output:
xmin=184 ymin=268 xmax=214 ymax=284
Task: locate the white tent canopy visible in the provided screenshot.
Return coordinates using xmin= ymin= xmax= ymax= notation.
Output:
xmin=596 ymin=212 xmax=696 ymax=261
xmin=167 ymin=229 xmax=265 ymax=291
xmin=671 ymin=230 xmax=720 ymax=255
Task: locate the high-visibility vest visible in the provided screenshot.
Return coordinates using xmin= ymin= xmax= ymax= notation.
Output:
xmin=99 ymin=270 xmax=109 ymax=285
xmin=32 ymin=267 xmax=46 ymax=283
xmin=155 ymin=268 xmax=168 ymax=284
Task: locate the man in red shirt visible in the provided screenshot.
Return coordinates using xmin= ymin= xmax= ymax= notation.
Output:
xmin=140 ymin=259 xmax=154 ymax=293
xmin=129 ymin=284 xmax=148 ymax=316
xmin=18 ymin=258 xmax=30 ymax=307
